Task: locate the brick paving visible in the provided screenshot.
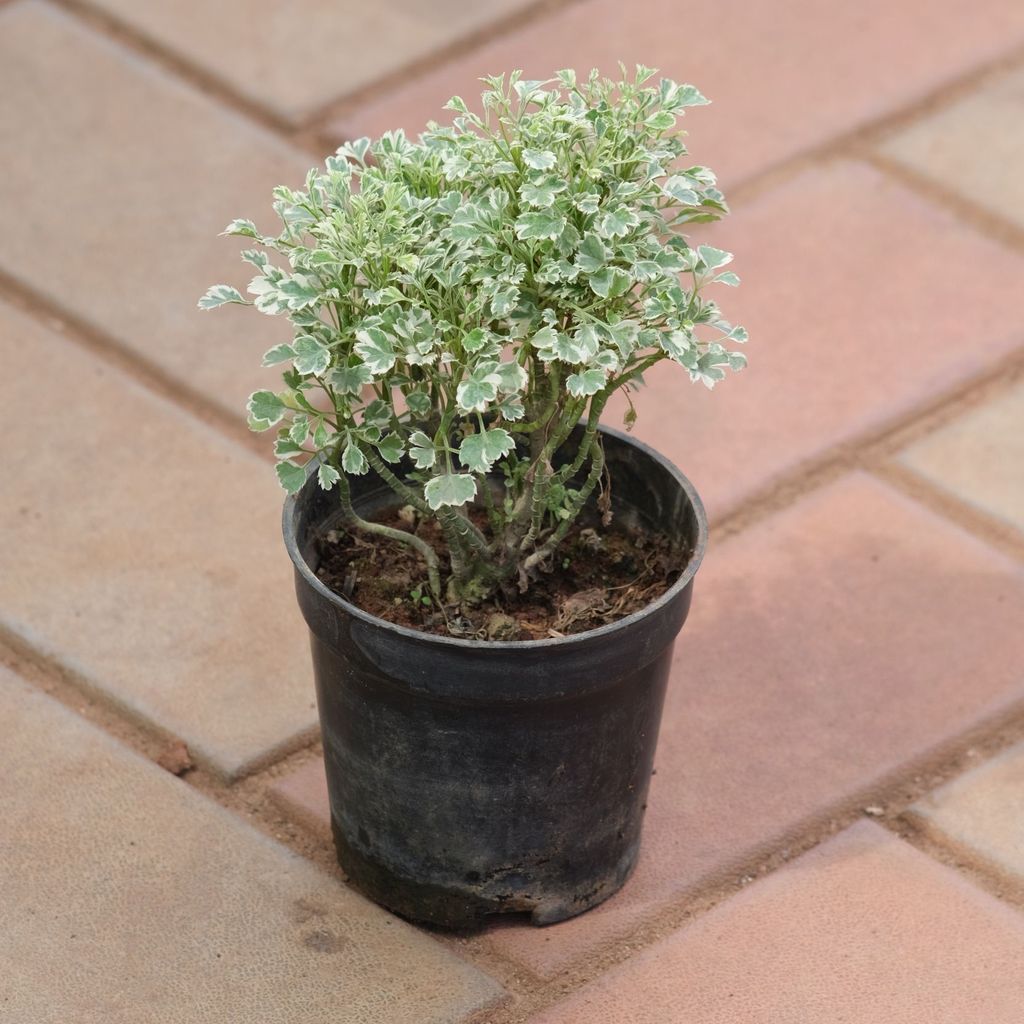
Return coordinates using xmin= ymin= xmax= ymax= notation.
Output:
xmin=0 ymin=667 xmax=500 ymax=1022
xmin=899 ymin=381 xmax=1024 ymax=536
xmin=910 ymin=740 xmax=1024 ymax=887
xmin=85 ymin=0 xmax=541 ymax=124
xmin=0 ymin=2 xmax=310 ymax=420
xmin=603 ymin=161 xmax=1024 ymax=518
xmin=0 ymin=298 xmax=322 ymax=779
xmin=880 ymin=64 xmax=1024 ymax=230
xmin=1 ymin=0 xmax=1023 ymax=1020
xmin=329 ymin=0 xmax=1024 ymax=186
xmin=530 ymin=824 xmax=1024 ymax=1023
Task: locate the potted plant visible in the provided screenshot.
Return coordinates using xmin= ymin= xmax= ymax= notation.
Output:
xmin=201 ymin=67 xmax=746 ymax=928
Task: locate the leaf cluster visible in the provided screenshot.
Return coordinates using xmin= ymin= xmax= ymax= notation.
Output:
xmin=201 ymin=66 xmax=747 ymax=601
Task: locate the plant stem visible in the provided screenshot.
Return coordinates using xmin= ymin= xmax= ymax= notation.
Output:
xmin=334 ymin=471 xmax=442 ymax=599
xmin=519 ymin=435 xmax=605 ymax=584
xmin=364 ymin=448 xmax=490 ymax=587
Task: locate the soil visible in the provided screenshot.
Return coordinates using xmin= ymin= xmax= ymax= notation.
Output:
xmin=313 ymin=505 xmax=687 ymax=641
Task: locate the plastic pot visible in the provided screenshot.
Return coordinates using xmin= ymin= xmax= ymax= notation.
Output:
xmin=283 ymin=425 xmax=707 ymax=928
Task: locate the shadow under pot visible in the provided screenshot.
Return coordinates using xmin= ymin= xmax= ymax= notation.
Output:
xmin=283 ymin=424 xmax=707 ymax=929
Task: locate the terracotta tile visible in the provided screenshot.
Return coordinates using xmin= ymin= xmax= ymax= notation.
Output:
xmin=608 ymin=161 xmax=1024 ymax=521
xmin=87 ymin=0 xmax=539 ymax=123
xmin=880 ymin=65 xmax=1024 ymax=229
xmin=911 ymin=740 xmax=1024 ymax=885
xmin=334 ymin=0 xmax=1024 ymax=187
xmin=0 ymin=3 xmax=311 ymax=421
xmin=899 ymin=382 xmax=1024 ymax=535
xmin=269 ymin=474 xmax=1024 ymax=974
xmin=270 ymin=758 xmax=331 ymax=839
xmin=490 ymin=474 xmax=1024 ymax=974
xmin=532 ymin=822 xmax=1024 ymax=1024
xmin=0 ymin=669 xmax=501 ymax=1023
xmin=0 ymin=300 xmax=315 ymax=780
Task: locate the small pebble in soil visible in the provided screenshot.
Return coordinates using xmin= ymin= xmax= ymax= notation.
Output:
xmin=155 ymin=739 xmax=193 ymax=776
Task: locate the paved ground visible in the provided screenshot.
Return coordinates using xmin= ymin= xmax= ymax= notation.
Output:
xmin=2 ymin=0 xmax=1024 ymax=1020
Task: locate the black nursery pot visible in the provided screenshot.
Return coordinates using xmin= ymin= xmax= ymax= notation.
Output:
xmin=283 ymin=426 xmax=707 ymax=929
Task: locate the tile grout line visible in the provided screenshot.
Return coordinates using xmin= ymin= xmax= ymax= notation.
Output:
xmin=43 ymin=0 xmax=584 ymax=143
xmin=0 ymin=633 xmax=340 ymax=868
xmin=0 ymin=272 xmax=270 ymax=461
xmin=884 ymin=811 xmax=1024 ymax=918
xmin=709 ymin=345 xmax=1024 ymax=549
xmin=859 ymin=149 xmax=1024 ymax=254
xmin=295 ymin=0 xmax=589 ymax=132
xmin=723 ymin=41 xmax=1024 ymax=210
xmin=0 ymin=621 xmax=321 ymax=785
xmin=42 ymin=0 xmax=318 ymax=150
xmin=871 ymin=460 xmax=1024 ymax=567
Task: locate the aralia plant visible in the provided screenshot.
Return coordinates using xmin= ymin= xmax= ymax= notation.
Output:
xmin=201 ymin=67 xmax=746 ymax=606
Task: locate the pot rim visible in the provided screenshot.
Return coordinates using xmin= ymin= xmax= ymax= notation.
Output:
xmin=282 ymin=424 xmax=708 ymax=652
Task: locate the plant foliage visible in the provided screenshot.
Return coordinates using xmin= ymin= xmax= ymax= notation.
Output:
xmin=201 ymin=67 xmax=747 ymax=604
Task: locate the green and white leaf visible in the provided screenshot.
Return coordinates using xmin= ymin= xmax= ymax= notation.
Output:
xmin=458 ymin=427 xmax=515 ymax=473
xmin=198 ymin=284 xmax=248 ymax=310
xmin=354 ymin=327 xmax=397 ymax=375
xmin=520 ymin=175 xmax=566 ymax=208
xmin=247 ymin=390 xmax=285 ymax=429
xmin=221 ymin=219 xmax=259 ymax=238
xmin=494 ymin=360 xmax=528 ymax=394
xmin=588 ymin=267 xmax=632 ymax=298
xmin=275 ymin=461 xmax=307 ymax=494
xmin=697 ymin=245 xmax=733 ymax=271
xmin=342 ymin=441 xmax=368 ymax=475
xmin=456 ymin=366 xmax=502 ymax=412
xmin=461 ymin=327 xmax=491 ymax=353
xmin=405 ymin=389 xmax=432 ymax=416
xmin=489 ymin=285 xmax=520 ymax=317
xmin=261 ymin=343 xmax=295 ymax=367
xmin=292 ymin=334 xmax=330 ymax=376
xmin=248 ymin=275 xmax=288 ymax=315
xmin=515 ymin=211 xmax=566 ymax=241
xmin=596 ymin=206 xmax=639 ymax=239
xmin=575 ymin=233 xmax=609 ymax=274
xmin=424 ymin=473 xmax=477 ymax=510
xmin=278 ymin=274 xmax=322 ymax=310
xmin=376 ymin=433 xmax=404 ymax=464
xmin=317 ymin=462 xmax=341 ymax=490
xmin=288 ymin=414 xmax=310 ymax=444
xmin=329 ymin=363 xmax=374 ymax=394
xmin=522 ymin=148 xmax=557 ymax=170
xmin=408 ymin=430 xmax=436 ymax=469
xmin=566 ymin=368 xmax=607 ymax=397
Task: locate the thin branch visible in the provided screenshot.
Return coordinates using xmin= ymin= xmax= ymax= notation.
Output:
xmin=519 ymin=435 xmax=605 ymax=585
xmin=335 ymin=471 xmax=442 ymax=599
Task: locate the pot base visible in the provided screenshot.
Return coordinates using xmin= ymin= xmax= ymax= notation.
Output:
xmin=332 ymin=816 xmax=640 ymax=929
